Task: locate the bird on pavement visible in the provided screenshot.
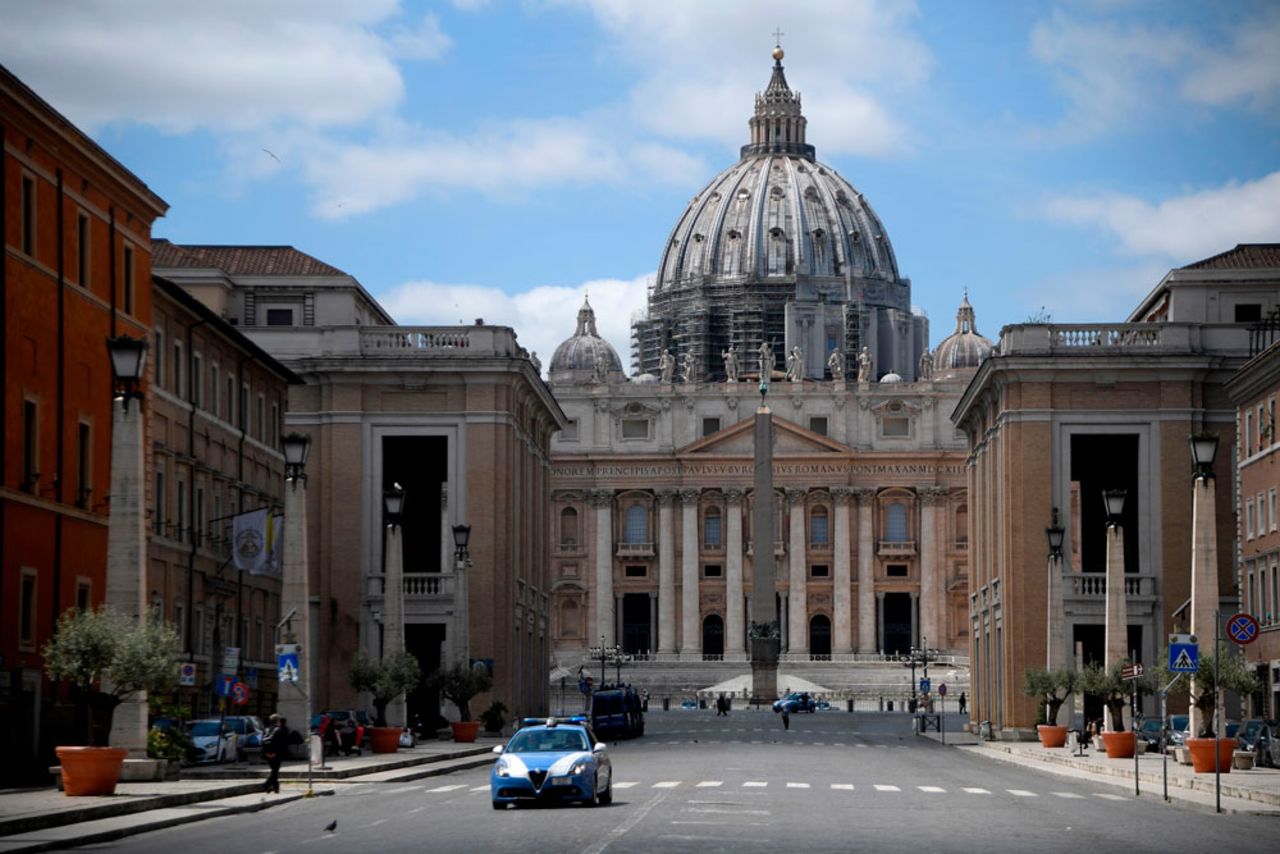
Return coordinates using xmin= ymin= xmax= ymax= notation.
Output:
xmin=324 ymin=820 xmax=337 ymax=832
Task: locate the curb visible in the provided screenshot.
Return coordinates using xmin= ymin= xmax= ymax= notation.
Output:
xmin=0 ymin=782 xmax=266 ymax=838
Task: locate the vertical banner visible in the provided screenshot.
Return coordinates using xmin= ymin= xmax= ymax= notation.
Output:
xmin=257 ymin=513 xmax=285 ymax=577
xmin=233 ymin=508 xmax=269 ymax=573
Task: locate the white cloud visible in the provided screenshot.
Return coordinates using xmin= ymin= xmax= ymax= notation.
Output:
xmin=1180 ymin=10 xmax=1280 ymax=109
xmin=1041 ymin=171 xmax=1280 ymax=259
xmin=377 ymin=272 xmax=654 ymax=375
xmin=390 ymin=12 xmax=453 ymax=60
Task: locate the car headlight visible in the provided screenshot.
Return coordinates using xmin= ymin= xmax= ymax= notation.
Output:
xmin=568 ymin=760 xmax=589 ymax=776
xmin=495 ymin=758 xmax=510 ymax=777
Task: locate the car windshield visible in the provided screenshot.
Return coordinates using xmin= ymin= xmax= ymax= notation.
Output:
xmin=1244 ymin=720 xmax=1263 ymax=739
xmin=189 ymin=722 xmax=222 ymax=737
xmin=505 ymin=728 xmax=589 ymax=754
xmin=1171 ymin=715 xmax=1188 ymax=731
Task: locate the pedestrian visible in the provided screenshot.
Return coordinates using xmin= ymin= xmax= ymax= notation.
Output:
xmin=958 ymin=692 xmax=967 ymax=715
xmin=262 ymin=713 xmax=289 ymax=794
xmin=781 ymin=705 xmax=790 ymax=731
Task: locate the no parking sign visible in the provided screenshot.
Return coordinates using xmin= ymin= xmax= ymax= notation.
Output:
xmin=231 ymin=681 xmax=251 ymax=706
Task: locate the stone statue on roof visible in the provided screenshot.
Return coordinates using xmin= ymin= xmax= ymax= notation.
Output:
xmin=827 ymin=348 xmax=844 ymax=382
xmin=722 ymin=344 xmax=740 ymax=383
xmin=659 ymin=348 xmax=676 ymax=384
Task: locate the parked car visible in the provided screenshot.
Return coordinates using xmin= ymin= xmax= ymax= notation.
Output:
xmin=1166 ymin=715 xmax=1190 ymax=748
xmin=1135 ymin=718 xmax=1165 ymax=750
xmin=1252 ymin=721 xmax=1280 ymax=768
xmin=772 ymin=692 xmax=817 ymax=714
xmin=224 ymin=715 xmax=265 ymax=760
xmin=185 ymin=719 xmax=236 ymax=764
xmin=1237 ymin=718 xmax=1268 ymax=752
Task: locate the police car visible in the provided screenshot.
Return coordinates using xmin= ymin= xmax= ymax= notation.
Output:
xmin=489 ymin=717 xmax=612 ymax=809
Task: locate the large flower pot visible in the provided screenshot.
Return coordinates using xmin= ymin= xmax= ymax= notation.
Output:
xmin=55 ymin=746 xmax=128 ymax=797
xmin=1101 ymin=731 xmax=1135 ymax=759
xmin=370 ymin=726 xmax=402 ymax=754
xmin=1037 ymin=725 xmax=1068 ymax=748
xmin=451 ymin=721 xmax=481 ymax=743
xmin=1186 ymin=738 xmax=1234 ymax=773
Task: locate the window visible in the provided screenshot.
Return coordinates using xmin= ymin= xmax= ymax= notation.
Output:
xmin=1246 ymin=410 xmax=1254 ymax=456
xmin=154 ymin=329 xmax=165 ymax=388
xmin=621 ymin=418 xmax=649 ymax=440
xmin=561 ymin=419 xmax=579 ymax=441
xmin=886 ymin=564 xmax=909 ymax=578
xmin=191 ymin=353 xmax=203 ymax=407
xmin=1246 ymin=499 xmax=1255 ymax=540
xmin=702 ymin=417 xmax=721 ymax=437
xmin=193 ymin=608 xmax=204 ymax=655
xmin=809 ymin=416 xmax=828 ymax=436
xmin=22 ymin=399 xmax=38 ymax=491
xmin=560 ymin=507 xmax=579 ymax=544
xmin=624 ymin=565 xmax=647 ymax=578
xmin=21 ymin=174 xmax=35 ymax=256
xmin=886 ymin=503 xmax=908 ymax=541
xmin=155 ymin=470 xmax=166 ymax=536
xmin=1260 ymin=492 xmax=1267 ymax=534
xmin=704 ymin=508 xmax=722 ymax=547
xmin=211 ymin=364 xmax=220 ymax=416
xmin=704 ymin=564 xmax=723 ymax=578
xmin=1249 ymin=569 xmax=1257 ymax=617
xmin=173 ymin=341 xmax=183 ymax=398
xmin=266 ymin=308 xmax=293 ymax=326
xmin=624 ymin=505 xmax=649 ymax=543
xmin=256 ymin=618 xmax=265 ymax=660
xmin=270 ymin=402 xmax=279 ymax=447
xmin=240 ymin=383 xmax=250 ymax=431
xmin=176 ymin=479 xmax=186 ymax=542
xmin=195 ymin=486 xmax=205 ymax=547
xmin=76 ymin=578 xmax=92 ymax=612
xmin=810 ymin=564 xmax=829 ymax=578
xmin=257 ymin=394 xmax=265 ymax=441
xmin=882 ymin=416 xmax=910 ymax=437
xmin=1259 ymin=405 xmax=1267 ymax=450
xmin=19 ymin=568 xmax=37 ymax=650
xmin=77 ymin=212 xmax=89 ymax=286
xmin=1273 ymin=558 xmax=1279 ymax=622
xmin=174 ymin=603 xmax=185 ymax=646
xmin=227 ymin=375 xmax=236 ymax=423
xmin=76 ymin=421 xmax=91 ymax=508
xmin=122 ymin=245 xmax=134 ymax=315
xmin=1236 ymin=304 xmax=1262 ymax=323
xmin=811 ymin=507 xmax=829 ymax=546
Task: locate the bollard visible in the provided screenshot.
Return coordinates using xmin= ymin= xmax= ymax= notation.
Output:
xmin=879 ymin=696 xmax=884 ymax=712
xmin=887 ymin=700 xmax=894 ymax=712
xmin=663 ymin=696 xmax=670 ymax=711
xmin=847 ymin=699 xmax=854 ymax=713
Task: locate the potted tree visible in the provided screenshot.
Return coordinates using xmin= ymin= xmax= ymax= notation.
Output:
xmin=1079 ymin=661 xmax=1139 ymax=758
xmin=349 ymin=650 xmax=422 ymax=753
xmin=1022 ymin=667 xmax=1076 ymax=748
xmin=1152 ymin=643 xmax=1259 ymax=773
xmin=43 ymin=607 xmax=180 ymax=795
xmin=479 ymin=700 xmax=508 ymax=736
xmin=427 ymin=662 xmax=493 ymax=743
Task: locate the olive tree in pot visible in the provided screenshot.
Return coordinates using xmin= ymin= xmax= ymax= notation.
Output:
xmin=427 ymin=662 xmax=493 ymax=743
xmin=1022 ymin=667 xmax=1077 ymax=748
xmin=43 ymin=607 xmax=180 ymax=795
xmin=349 ymin=650 xmax=422 ymax=753
xmin=1079 ymin=661 xmax=1144 ymax=758
xmin=1151 ymin=643 xmax=1259 ymax=772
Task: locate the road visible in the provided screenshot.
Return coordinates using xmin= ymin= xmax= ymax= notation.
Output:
xmin=90 ymin=710 xmax=1274 ymax=853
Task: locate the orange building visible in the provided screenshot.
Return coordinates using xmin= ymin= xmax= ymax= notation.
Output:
xmin=1 ymin=64 xmax=167 ymax=783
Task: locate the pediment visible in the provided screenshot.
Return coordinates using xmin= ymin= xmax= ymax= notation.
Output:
xmin=679 ymin=414 xmax=850 ymax=456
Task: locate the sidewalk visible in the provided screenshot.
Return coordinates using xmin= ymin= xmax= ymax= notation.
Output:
xmin=0 ymin=738 xmax=498 ymax=852
xmin=920 ymin=730 xmax=1280 ymax=815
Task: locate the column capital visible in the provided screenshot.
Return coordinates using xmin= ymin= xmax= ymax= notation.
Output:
xmin=655 ymin=488 xmax=677 ymax=506
xmin=784 ymin=487 xmax=807 ymax=505
xmin=723 ymin=487 xmax=746 ymax=504
xmin=831 ymin=486 xmax=857 ymax=506
xmin=679 ymin=487 xmax=701 ymax=505
xmin=852 ymin=487 xmax=878 ymax=504
xmin=587 ymin=489 xmax=614 ymax=508
xmin=919 ymin=487 xmax=948 ymax=506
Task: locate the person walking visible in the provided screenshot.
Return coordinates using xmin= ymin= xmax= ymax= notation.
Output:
xmin=780 ymin=705 xmax=790 ymax=731
xmin=957 ymin=692 xmax=967 ymax=715
xmin=262 ymin=713 xmax=289 ymax=794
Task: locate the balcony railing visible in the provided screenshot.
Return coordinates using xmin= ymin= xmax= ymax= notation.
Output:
xmin=877 ymin=539 xmax=917 ymax=556
xmin=557 ymin=541 xmax=584 ymax=555
xmin=1065 ymin=573 xmax=1157 ymax=598
xmin=617 ymin=542 xmax=654 ymax=557
xmin=746 ymin=541 xmax=787 ymax=557
xmin=702 ymin=543 xmax=725 ymax=553
xmin=368 ymin=573 xmax=456 ymax=599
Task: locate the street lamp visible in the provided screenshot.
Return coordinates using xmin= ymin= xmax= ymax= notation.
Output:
xmin=106 ymin=335 xmax=148 ymax=411
xmin=1102 ymin=488 xmax=1127 ymax=733
xmin=1102 ymin=489 xmax=1127 ymax=528
xmin=278 ymin=431 xmax=312 ymax=766
xmin=1189 ymin=433 xmax=1218 ymax=481
xmin=384 ymin=482 xmax=405 ymax=522
xmin=1187 ymin=432 xmax=1220 ymax=748
xmin=452 ymin=524 xmax=472 ymax=667
xmin=382 ymin=482 xmax=407 ymax=727
xmin=1046 ymin=507 xmax=1066 ymax=671
xmin=281 ymin=432 xmax=311 ymax=485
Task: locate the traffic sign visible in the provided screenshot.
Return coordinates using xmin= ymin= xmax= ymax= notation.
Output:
xmin=938 ymin=683 xmax=948 ymax=697
xmin=1169 ymin=642 xmax=1198 ymax=673
xmin=230 ymin=681 xmax=251 ymax=706
xmin=919 ymin=677 xmax=931 ymax=694
xmin=1227 ymin=613 xmax=1260 ymax=645
xmin=222 ymin=646 xmax=240 ymax=672
xmin=216 ymin=674 xmax=235 ymax=697
xmin=178 ymin=662 xmax=196 ymax=687
xmin=277 ymin=648 xmax=300 ymax=683
xmin=1121 ymin=663 xmax=1145 ymax=680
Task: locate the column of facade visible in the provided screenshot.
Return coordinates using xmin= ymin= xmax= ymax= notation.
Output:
xmin=591 ymin=489 xmax=615 ymax=646
xmin=919 ymin=488 xmax=946 ymax=648
xmin=831 ymin=488 xmax=855 ymax=654
xmin=876 ymin=591 xmax=886 ymax=653
xmin=786 ymin=488 xmax=808 ymax=655
xmin=725 ymin=488 xmax=746 ymax=658
xmin=648 ymin=592 xmax=658 ymax=656
xmin=656 ymin=489 xmax=677 ymax=655
xmin=680 ymin=488 xmax=702 ymax=658
xmin=615 ymin=593 xmax=624 ymax=651
xmin=855 ymin=488 xmax=878 ymax=653
xmin=910 ymin=591 xmax=919 ymax=648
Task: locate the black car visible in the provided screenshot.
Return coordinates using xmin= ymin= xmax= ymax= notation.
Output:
xmin=772 ymin=692 xmax=817 ymax=714
xmin=1251 ymin=720 xmax=1280 ymax=768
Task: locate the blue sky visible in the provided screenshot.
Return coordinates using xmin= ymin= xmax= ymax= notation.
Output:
xmin=3 ymin=0 xmax=1278 ymax=371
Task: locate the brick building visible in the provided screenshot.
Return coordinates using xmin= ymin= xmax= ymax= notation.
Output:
xmin=1 ymin=64 xmax=167 ymax=783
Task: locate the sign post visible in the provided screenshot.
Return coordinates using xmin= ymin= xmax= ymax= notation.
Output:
xmin=1121 ymin=662 xmax=1144 ymax=795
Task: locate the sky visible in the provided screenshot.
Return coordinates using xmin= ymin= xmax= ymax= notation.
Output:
xmin=3 ymin=0 xmax=1278 ymax=373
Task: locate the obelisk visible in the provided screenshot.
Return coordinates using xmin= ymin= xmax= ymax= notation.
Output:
xmin=750 ymin=380 xmax=780 ymax=701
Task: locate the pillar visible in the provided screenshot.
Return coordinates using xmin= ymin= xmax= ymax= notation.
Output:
xmin=832 ymin=488 xmax=854 ymax=654
xmin=276 ymin=471 xmax=310 ymax=751
xmin=855 ymin=488 xmax=877 ymax=653
xmin=1189 ymin=474 xmax=1218 ymax=739
xmin=657 ymin=489 xmax=677 ymax=655
xmin=910 ymin=591 xmax=919 ymax=649
xmin=680 ymin=488 xmax=701 ymax=658
xmin=383 ymin=522 xmax=406 ymax=726
xmin=787 ymin=488 xmax=808 ymax=655
xmin=647 ymin=592 xmax=657 ymax=656
xmin=1103 ymin=523 xmax=1127 ymax=731
xmin=592 ymin=490 xmax=615 ymax=646
xmin=725 ymin=488 xmax=746 ymax=657
xmin=615 ymin=593 xmax=624 ymax=652
xmin=919 ymin=488 xmax=945 ymax=649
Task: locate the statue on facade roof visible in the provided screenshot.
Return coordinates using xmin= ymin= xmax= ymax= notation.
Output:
xmin=857 ymin=346 xmax=873 ymax=383
xmin=722 ymin=344 xmax=740 ymax=383
xmin=786 ymin=346 xmax=803 ymax=382
xmin=659 ymin=348 xmax=676 ymax=384
xmin=681 ymin=351 xmax=697 ymax=384
xmin=919 ymin=348 xmax=934 ymax=381
xmin=758 ymin=340 xmax=774 ymax=380
xmin=827 ymin=348 xmax=844 ymax=382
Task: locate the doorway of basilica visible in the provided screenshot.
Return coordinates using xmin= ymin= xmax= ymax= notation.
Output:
xmin=621 ymin=593 xmax=651 ymax=655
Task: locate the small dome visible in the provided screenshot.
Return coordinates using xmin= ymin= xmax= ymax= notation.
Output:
xmin=934 ymin=294 xmax=994 ymax=372
xmin=633 ymin=373 xmax=659 ymax=385
xmin=880 ymin=372 xmax=903 ymax=383
xmin=549 ymin=297 xmax=624 ymax=383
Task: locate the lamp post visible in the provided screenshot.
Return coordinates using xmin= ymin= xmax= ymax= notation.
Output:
xmin=1188 ymin=433 xmax=1219 ymax=740
xmin=383 ymin=483 xmax=406 ymax=727
xmin=1102 ymin=488 xmax=1127 ymax=732
xmin=900 ymin=644 xmax=937 ymax=711
xmin=104 ymin=335 xmax=150 ymax=753
xmin=1046 ymin=509 xmax=1070 ymax=727
xmin=278 ymin=432 xmax=312 ymax=753
xmin=452 ymin=524 xmax=472 ymax=667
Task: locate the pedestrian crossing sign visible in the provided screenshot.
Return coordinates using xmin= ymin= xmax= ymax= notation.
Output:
xmin=277 ymin=645 xmax=300 ymax=683
xmin=1169 ymin=642 xmax=1198 ymax=673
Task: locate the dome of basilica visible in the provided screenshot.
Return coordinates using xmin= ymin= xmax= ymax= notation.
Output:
xmin=933 ymin=294 xmax=994 ymax=372
xmin=549 ymin=296 xmax=624 ymax=384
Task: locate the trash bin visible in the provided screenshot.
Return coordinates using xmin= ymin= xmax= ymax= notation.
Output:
xmin=663 ymin=696 xmax=670 ymax=711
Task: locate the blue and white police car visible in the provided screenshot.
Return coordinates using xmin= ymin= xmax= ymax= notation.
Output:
xmin=490 ymin=717 xmax=612 ymax=809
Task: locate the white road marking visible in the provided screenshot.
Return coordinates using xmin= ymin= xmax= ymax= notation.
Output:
xmin=962 ymin=787 xmax=991 ymax=794
xmin=653 ymin=781 xmax=681 ymax=788
xmin=386 ymin=785 xmax=423 ymax=794
xmin=696 ymin=781 xmax=723 ymax=787
xmin=830 ymin=784 xmax=854 ymax=791
xmin=918 ymin=786 xmax=946 ymax=793
xmin=470 ymin=785 xmax=489 ymax=792
xmin=786 ymin=782 xmax=810 ymax=789
xmin=874 ymin=785 xmax=900 ymax=792
xmin=1007 ymin=789 xmax=1038 ymax=797
xmin=427 ymin=784 xmax=467 ymax=792
xmin=1094 ymin=793 xmax=1127 ymax=801
xmin=359 ymin=819 xmax=387 ymax=828
xmin=613 ymin=782 xmax=639 ymax=788
xmin=743 ymin=781 xmax=768 ymax=787
xmin=1052 ymin=792 xmax=1085 ymax=799
xmin=685 ymin=807 xmax=771 ymax=815
xmin=580 ymin=788 xmax=672 ymax=854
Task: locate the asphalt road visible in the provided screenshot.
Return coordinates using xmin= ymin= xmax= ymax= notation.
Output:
xmin=87 ymin=710 xmax=1274 ymax=854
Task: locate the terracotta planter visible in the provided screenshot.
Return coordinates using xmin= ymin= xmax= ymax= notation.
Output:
xmin=370 ymin=726 xmax=402 ymax=754
xmin=1037 ymin=725 xmax=1068 ymax=748
xmin=451 ymin=721 xmax=481 ymax=743
xmin=1101 ymin=731 xmax=1135 ymax=759
xmin=56 ymin=746 xmax=128 ymax=797
xmin=1186 ymin=738 xmax=1234 ymax=773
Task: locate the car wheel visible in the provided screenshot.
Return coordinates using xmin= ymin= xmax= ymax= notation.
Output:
xmin=599 ymin=777 xmax=613 ymax=805
xmin=492 ymin=800 xmax=505 ymax=810
xmin=590 ymin=774 xmax=602 ymax=807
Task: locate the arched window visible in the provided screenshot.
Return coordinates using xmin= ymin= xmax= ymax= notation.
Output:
xmin=702 ymin=614 xmax=724 ymax=658
xmin=704 ymin=507 xmax=722 ymax=547
xmin=955 ymin=504 xmax=968 ymax=545
xmin=560 ymin=507 xmax=578 ymax=545
xmin=886 ymin=503 xmax=908 ymax=542
xmin=810 ymin=507 xmax=829 ymax=546
xmin=624 ymin=505 xmax=649 ymax=544
xmin=809 ymin=614 xmax=832 ymax=657
xmin=559 ymin=599 xmax=580 ymax=638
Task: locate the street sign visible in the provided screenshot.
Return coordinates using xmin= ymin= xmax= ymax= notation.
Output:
xmin=919 ymin=677 xmax=931 ymax=694
xmin=178 ymin=662 xmax=196 ymax=687
xmin=222 ymin=647 xmax=240 ymax=673
xmin=230 ymin=681 xmax=251 ymax=706
xmin=277 ymin=648 xmax=300 ymax=683
xmin=246 ymin=667 xmax=258 ymax=689
xmin=1169 ymin=642 xmax=1198 ymax=673
xmin=1227 ymin=613 xmax=1260 ymax=645
xmin=216 ymin=674 xmax=235 ymax=696
xmin=1121 ymin=663 xmax=1145 ymax=680
xmin=938 ymin=683 xmax=948 ymax=697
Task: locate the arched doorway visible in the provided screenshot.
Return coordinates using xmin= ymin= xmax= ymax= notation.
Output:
xmin=702 ymin=614 xmax=724 ymax=659
xmin=809 ymin=614 xmax=831 ymax=658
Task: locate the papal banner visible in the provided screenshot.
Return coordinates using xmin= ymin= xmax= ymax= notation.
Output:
xmin=232 ymin=507 xmax=269 ymax=573
xmin=256 ymin=513 xmax=284 ymax=577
